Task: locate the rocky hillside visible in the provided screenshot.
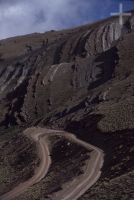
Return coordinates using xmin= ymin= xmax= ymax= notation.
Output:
xmin=0 ymin=13 xmax=133 ymax=127
xmin=0 ymin=12 xmax=134 ymax=199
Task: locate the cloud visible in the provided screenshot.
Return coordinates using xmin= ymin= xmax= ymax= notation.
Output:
xmin=0 ymin=0 xmax=110 ymax=39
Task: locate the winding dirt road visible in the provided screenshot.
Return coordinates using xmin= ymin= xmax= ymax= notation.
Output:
xmin=1 ymin=127 xmax=104 ymax=200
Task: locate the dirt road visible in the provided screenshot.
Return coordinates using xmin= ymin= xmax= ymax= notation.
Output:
xmin=51 ymin=130 xmax=104 ymax=200
xmin=1 ymin=127 xmax=104 ymax=200
xmin=1 ymin=128 xmax=51 ymax=200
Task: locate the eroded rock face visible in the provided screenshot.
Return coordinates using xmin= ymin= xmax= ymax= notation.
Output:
xmin=0 ymin=13 xmax=134 ymax=127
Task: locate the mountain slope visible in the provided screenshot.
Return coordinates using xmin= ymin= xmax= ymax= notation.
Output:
xmin=0 ymin=15 xmax=130 ymax=126
xmin=0 ymin=12 xmax=134 ymax=200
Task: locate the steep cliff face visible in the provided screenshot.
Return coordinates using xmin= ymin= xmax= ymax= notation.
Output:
xmin=0 ymin=13 xmax=134 ymax=128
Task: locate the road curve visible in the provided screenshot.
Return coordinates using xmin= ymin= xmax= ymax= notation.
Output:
xmin=1 ymin=128 xmax=51 ymax=200
xmin=51 ymin=131 xmax=104 ymax=200
xmin=0 ymin=127 xmax=104 ymax=200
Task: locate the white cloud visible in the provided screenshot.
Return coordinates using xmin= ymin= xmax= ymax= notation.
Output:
xmin=0 ymin=0 xmax=108 ymax=39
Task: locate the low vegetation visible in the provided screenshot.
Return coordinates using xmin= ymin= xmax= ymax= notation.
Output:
xmin=0 ymin=126 xmax=39 ymax=196
xmin=15 ymin=135 xmax=91 ymax=200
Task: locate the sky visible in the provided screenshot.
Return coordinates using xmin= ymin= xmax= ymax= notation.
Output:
xmin=0 ymin=0 xmax=134 ymax=39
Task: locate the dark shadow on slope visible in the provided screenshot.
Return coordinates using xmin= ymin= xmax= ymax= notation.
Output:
xmin=0 ymin=57 xmax=38 ymax=127
xmin=88 ymin=46 xmax=119 ymax=90
xmin=65 ymin=114 xmax=134 ymax=179
xmin=53 ymin=41 xmax=66 ymax=64
xmin=0 ymin=79 xmax=30 ymax=127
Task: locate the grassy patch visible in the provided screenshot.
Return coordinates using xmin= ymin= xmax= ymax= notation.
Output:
xmin=97 ymin=97 xmax=134 ymax=132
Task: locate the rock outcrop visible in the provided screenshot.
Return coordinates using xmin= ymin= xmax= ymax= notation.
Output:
xmin=0 ymin=12 xmax=133 ymax=129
